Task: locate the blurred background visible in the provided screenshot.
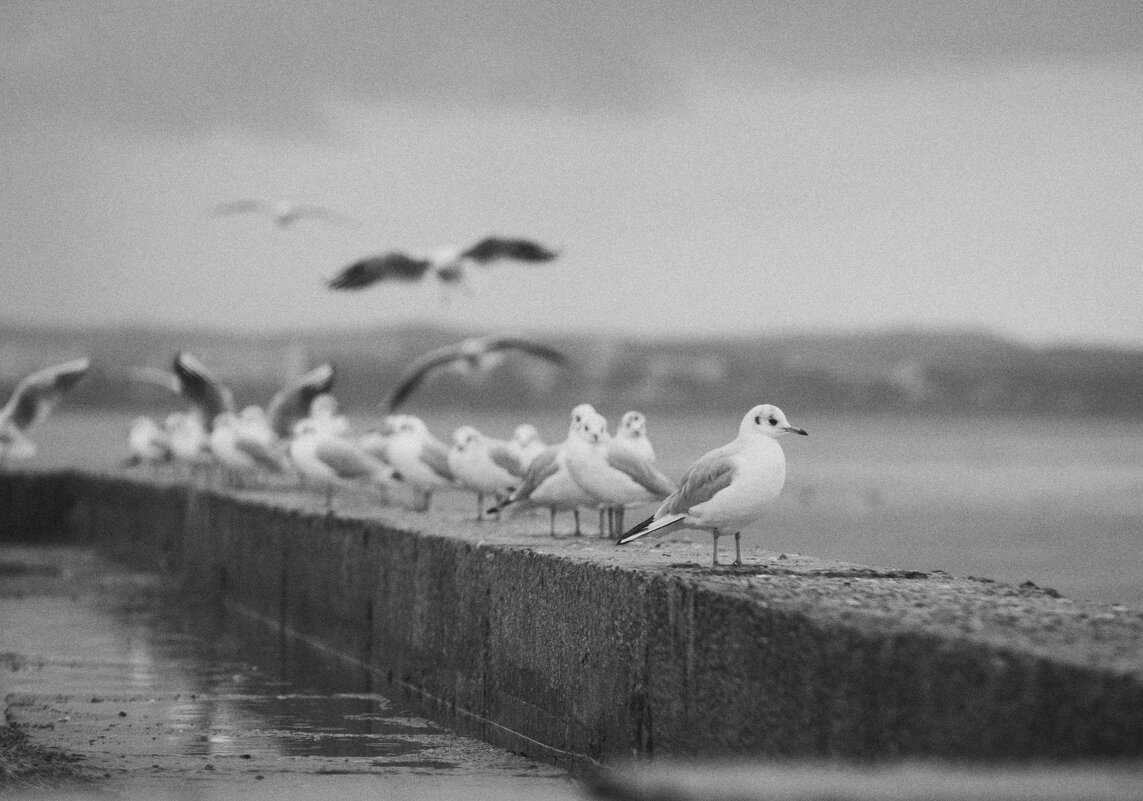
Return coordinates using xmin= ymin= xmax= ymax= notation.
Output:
xmin=2 ymin=2 xmax=1142 ymax=604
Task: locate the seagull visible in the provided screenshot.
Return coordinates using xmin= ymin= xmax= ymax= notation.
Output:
xmin=385 ymin=335 xmax=568 ymax=411
xmin=326 ymin=236 xmax=558 ymax=292
xmin=618 ymin=404 xmax=808 ymax=566
xmin=564 ymin=409 xmax=676 ymax=539
xmin=601 ymin=410 xmax=659 ymax=535
xmin=0 ymin=357 xmax=90 ymax=463
xmin=508 ymin=423 xmax=547 ymax=471
xmin=209 ymin=411 xmax=291 ymax=487
xmin=488 ymin=404 xmax=598 ymax=536
xmin=447 ymin=426 xmax=524 ymax=521
xmin=297 ymin=392 xmax=352 ymax=439
xmin=123 ymin=416 xmax=172 ymax=468
xmin=163 ymin=411 xmax=212 ymax=476
xmin=170 ymin=352 xmax=236 ymax=431
xmin=612 ymin=411 xmax=656 ymax=463
xmin=263 ymin=364 xmax=338 ymax=439
xmin=208 ymin=199 xmax=360 ymax=228
xmin=377 ymin=415 xmax=456 ymax=512
xmin=133 ymin=354 xmax=334 ymax=438
xmin=288 ymin=419 xmax=401 ymax=511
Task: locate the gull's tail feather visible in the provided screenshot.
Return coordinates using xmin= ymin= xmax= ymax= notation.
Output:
xmin=618 ymin=513 xmax=686 ymax=545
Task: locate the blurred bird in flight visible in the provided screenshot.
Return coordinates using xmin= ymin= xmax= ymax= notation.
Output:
xmin=326 ymin=236 xmax=558 ymax=297
xmin=208 ymin=199 xmax=361 ymax=229
xmin=385 ymin=335 xmax=568 ymax=411
xmin=0 ymin=357 xmax=91 ymax=462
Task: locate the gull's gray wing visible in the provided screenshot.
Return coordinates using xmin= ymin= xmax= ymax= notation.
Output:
xmin=385 ymin=343 xmax=466 ymax=411
xmin=173 ymin=352 xmax=236 ymax=429
xmin=511 ymin=445 xmax=560 ymax=501
xmin=658 ymin=448 xmax=737 ymax=516
xmin=420 ymin=436 xmax=455 ymax=481
xmin=234 ymin=436 xmax=287 ymax=473
xmin=481 ymin=336 xmax=568 ymax=367
xmin=488 ymin=441 xmax=525 ymax=476
xmin=461 ymin=237 xmax=558 ymax=265
xmin=265 ymin=363 xmax=336 ymax=439
xmin=1 ymin=358 xmax=90 ymax=431
xmin=315 ymin=437 xmax=385 ymax=480
xmin=605 ymin=447 xmax=676 ymax=499
xmin=327 ymin=253 xmax=432 ymax=290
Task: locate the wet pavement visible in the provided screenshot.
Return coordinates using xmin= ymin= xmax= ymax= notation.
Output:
xmin=0 ymin=545 xmax=583 ymax=800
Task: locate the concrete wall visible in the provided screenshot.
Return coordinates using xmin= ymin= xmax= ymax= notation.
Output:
xmin=3 ymin=470 xmax=1143 ymax=766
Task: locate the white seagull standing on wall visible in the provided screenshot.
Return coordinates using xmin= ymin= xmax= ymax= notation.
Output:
xmin=618 ymin=404 xmax=808 ymax=566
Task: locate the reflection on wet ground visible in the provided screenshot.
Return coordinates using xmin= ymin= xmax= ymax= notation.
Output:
xmin=0 ymin=545 xmax=581 ymax=799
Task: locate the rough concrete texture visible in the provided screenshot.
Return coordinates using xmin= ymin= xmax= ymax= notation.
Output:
xmin=4 ymin=470 xmax=1143 ymax=765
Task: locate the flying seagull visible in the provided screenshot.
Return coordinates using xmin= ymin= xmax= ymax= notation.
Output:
xmin=385 ymin=335 xmax=568 ymax=412
xmin=0 ymin=357 xmax=91 ymax=462
xmin=327 ymin=236 xmax=558 ymax=292
xmin=130 ymin=354 xmax=334 ymax=438
xmin=618 ymin=404 xmax=808 ymax=566
xmin=208 ymin=199 xmax=361 ymax=228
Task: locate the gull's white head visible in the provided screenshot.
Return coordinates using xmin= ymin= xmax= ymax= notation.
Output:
xmin=568 ymin=403 xmax=597 ymax=434
xmin=451 ymin=425 xmax=480 ymax=448
xmin=213 ymin=411 xmax=238 ymax=429
xmin=512 ymin=423 xmax=540 ymax=445
xmin=740 ymin=404 xmax=808 ymax=438
xmin=618 ymin=411 xmax=646 ymax=438
xmin=575 ymin=411 xmax=610 ymax=446
xmin=310 ymin=393 xmax=340 ymax=417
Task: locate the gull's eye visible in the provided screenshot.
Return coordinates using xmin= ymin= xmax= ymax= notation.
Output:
xmin=769 ymin=417 xmax=778 ymax=426
xmin=754 ymin=415 xmax=762 ymax=424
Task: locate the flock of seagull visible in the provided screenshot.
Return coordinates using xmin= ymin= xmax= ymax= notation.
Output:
xmin=1 ymin=204 xmax=809 ymax=567
xmin=0 ymin=345 xmax=808 ymax=566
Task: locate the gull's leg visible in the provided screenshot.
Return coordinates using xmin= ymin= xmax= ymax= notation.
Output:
xmin=549 ymin=508 xmax=557 ymax=537
xmin=325 ymin=483 xmax=335 ymax=514
xmin=476 ymin=492 xmax=484 ymax=522
xmin=598 ymin=507 xmax=606 ymax=537
xmin=573 ymin=509 xmax=582 ymax=536
xmin=614 ymin=507 xmax=625 ymax=540
xmin=733 ymin=531 xmax=742 ymax=566
xmin=711 ymin=528 xmax=721 ymax=567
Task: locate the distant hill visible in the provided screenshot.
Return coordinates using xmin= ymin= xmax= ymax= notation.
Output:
xmin=1 ymin=323 xmax=1141 ymax=417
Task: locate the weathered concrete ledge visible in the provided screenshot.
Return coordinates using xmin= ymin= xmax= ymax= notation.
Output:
xmin=3 ymin=470 xmax=1143 ymax=767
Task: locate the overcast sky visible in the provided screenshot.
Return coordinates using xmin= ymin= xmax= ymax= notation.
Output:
xmin=3 ymin=1 xmax=1142 ymax=345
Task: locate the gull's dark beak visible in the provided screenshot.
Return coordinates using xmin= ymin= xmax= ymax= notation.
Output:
xmin=786 ymin=426 xmax=809 ymax=436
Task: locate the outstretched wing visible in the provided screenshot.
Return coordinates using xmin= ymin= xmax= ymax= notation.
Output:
xmin=1 ymin=357 xmax=90 ymax=432
xmin=460 ymin=237 xmax=559 ymax=265
xmin=327 ymin=253 xmax=432 ymax=290
xmin=173 ymin=352 xmax=236 ymax=428
xmin=384 ymin=344 xmax=465 ymax=411
xmin=482 ymin=336 xmax=568 ymax=367
xmin=265 ymin=363 xmax=336 ymax=439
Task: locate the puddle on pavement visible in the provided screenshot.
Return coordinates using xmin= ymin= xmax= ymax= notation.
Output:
xmin=0 ymin=545 xmax=582 ymax=799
